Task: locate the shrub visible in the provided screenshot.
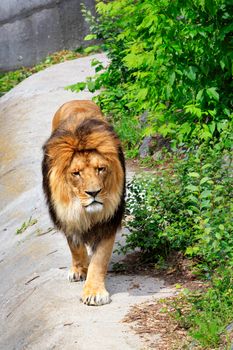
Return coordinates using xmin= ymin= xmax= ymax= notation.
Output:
xmin=77 ymin=4 xmax=233 ymax=348
xmin=171 ymin=267 xmax=233 ymax=348
xmin=125 ymin=144 xmax=233 ymax=270
xmin=78 ymin=0 xmax=233 ymax=150
xmin=78 ymin=0 xmax=233 ymax=274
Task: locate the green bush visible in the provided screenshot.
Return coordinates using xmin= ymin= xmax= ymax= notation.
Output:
xmin=77 ymin=3 xmax=233 ymax=347
xmin=171 ymin=267 xmax=233 ymax=348
xmin=79 ymin=0 xmax=233 ymax=150
xmin=78 ymin=0 xmax=233 ymax=273
xmin=125 ymin=144 xmax=233 ymax=270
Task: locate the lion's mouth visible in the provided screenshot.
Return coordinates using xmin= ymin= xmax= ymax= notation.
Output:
xmin=84 ymin=200 xmax=103 ymax=213
xmin=85 ymin=200 xmax=103 ymax=208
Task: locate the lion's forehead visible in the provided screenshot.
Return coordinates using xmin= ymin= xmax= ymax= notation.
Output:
xmin=70 ymin=151 xmax=107 ymax=171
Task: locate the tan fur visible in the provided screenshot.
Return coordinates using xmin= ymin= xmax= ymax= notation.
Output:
xmin=67 ymin=241 xmax=88 ymax=282
xmin=82 ymin=235 xmax=116 ymax=305
xmin=52 ymin=100 xmax=104 ymax=131
xmin=43 ymin=100 xmax=125 ymax=305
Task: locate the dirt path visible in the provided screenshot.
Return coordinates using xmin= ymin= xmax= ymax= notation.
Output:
xmin=0 ymin=54 xmax=174 ymax=350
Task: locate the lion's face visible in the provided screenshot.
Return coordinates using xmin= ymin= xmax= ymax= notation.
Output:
xmin=48 ymin=146 xmax=124 ymax=233
xmin=68 ymin=151 xmax=110 ymax=213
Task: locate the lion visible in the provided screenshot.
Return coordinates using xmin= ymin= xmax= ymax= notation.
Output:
xmin=42 ymin=100 xmax=125 ymax=306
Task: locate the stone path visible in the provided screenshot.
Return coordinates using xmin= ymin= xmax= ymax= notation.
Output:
xmin=0 ymin=54 xmax=174 ymax=350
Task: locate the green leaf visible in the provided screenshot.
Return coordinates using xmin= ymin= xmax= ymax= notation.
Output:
xmin=185 ymin=66 xmax=197 ymax=81
xmin=204 ymin=227 xmax=211 ymax=235
xmin=83 ymin=45 xmax=101 ymax=54
xmin=220 ymin=60 xmax=225 ymax=70
xmin=200 ymin=190 xmax=212 ymax=198
xmin=169 ymin=72 xmax=176 ymax=86
xmin=208 ymin=121 xmax=216 ymax=135
xmin=188 ymin=194 xmax=199 ymax=203
xmin=206 ymin=87 xmax=219 ymax=101
xmin=188 ymin=205 xmax=200 ymax=213
xmin=91 ymin=58 xmax=102 ymax=67
xmin=87 ymin=80 xmax=96 ymax=92
xmin=84 ymin=34 xmax=97 ymax=41
xmin=185 ymin=104 xmax=202 ymax=119
xmin=202 ymin=164 xmax=212 ymax=170
xmin=188 ymin=172 xmax=200 ymax=178
xmin=179 ymin=122 xmax=192 ymax=136
xmin=215 ymin=232 xmax=222 ymax=240
xmin=200 ymin=177 xmax=210 ymax=185
xmin=196 ymin=89 xmax=204 ymax=102
xmin=67 ymin=82 xmax=86 ymax=92
xmin=186 ymin=246 xmax=199 ymax=255
xmin=186 ymin=185 xmax=199 ymax=192
xmin=200 ymin=128 xmax=212 ymax=140
xmin=158 ymin=123 xmax=176 ymax=137
xmin=123 ymin=53 xmax=139 ymax=68
xmin=200 ymin=200 xmax=211 ymax=208
xmin=136 ymin=88 xmax=148 ymax=100
xmin=217 ymin=121 xmax=227 ymax=132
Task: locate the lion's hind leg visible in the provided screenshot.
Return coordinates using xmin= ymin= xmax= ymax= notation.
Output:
xmin=81 ymin=234 xmax=115 ymax=306
xmin=67 ymin=238 xmax=88 ymax=282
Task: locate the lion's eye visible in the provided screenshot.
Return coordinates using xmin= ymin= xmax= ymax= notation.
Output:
xmin=72 ymin=171 xmax=80 ymax=177
xmin=98 ymin=167 xmax=105 ymax=173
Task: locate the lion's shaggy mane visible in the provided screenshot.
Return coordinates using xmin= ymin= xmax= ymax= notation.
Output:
xmin=42 ymin=116 xmax=125 ymax=249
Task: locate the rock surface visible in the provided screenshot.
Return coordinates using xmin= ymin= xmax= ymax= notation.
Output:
xmin=0 ymin=54 xmax=174 ymax=350
xmin=0 ymin=0 xmax=95 ymax=71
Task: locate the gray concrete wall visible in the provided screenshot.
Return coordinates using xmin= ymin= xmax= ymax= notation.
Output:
xmin=0 ymin=0 xmax=95 ymax=71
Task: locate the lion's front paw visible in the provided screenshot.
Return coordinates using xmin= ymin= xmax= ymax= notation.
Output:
xmin=68 ymin=266 xmax=87 ymax=282
xmin=81 ymin=285 xmax=110 ymax=306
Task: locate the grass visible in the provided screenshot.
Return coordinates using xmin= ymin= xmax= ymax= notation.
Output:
xmin=0 ymin=45 xmax=101 ymax=97
xmin=123 ymin=266 xmax=233 ymax=349
xmin=169 ymin=268 xmax=233 ymax=349
xmin=16 ymin=217 xmax=38 ymax=235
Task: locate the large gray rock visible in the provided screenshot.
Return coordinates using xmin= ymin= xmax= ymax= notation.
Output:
xmin=0 ymin=0 xmax=95 ymax=71
xmin=139 ymin=136 xmax=152 ymax=158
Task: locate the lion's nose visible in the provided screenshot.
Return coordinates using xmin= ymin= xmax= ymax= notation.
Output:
xmin=85 ymin=189 xmax=101 ymax=198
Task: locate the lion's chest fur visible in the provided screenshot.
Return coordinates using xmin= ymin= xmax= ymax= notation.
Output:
xmin=54 ymin=195 xmax=120 ymax=238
